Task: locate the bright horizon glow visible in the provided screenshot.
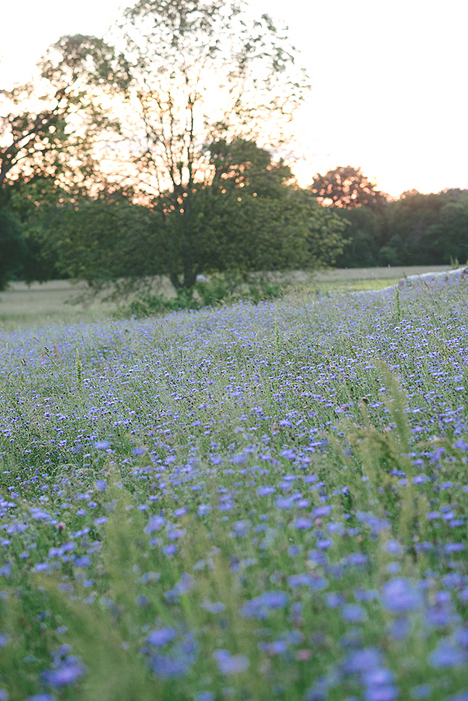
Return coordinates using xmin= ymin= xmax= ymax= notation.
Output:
xmin=1 ymin=0 xmax=467 ymax=197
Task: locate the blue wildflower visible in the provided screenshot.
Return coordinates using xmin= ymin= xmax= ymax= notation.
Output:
xmin=341 ymin=605 xmax=367 ymax=623
xmin=198 ymin=504 xmax=213 ymax=516
xmin=144 ymin=515 xmax=166 ymax=534
xmin=213 ymin=650 xmax=249 ymax=674
xmin=146 ymin=627 xmax=178 ymax=647
xmin=42 ymin=658 xmax=86 ymax=687
xmin=240 ymin=591 xmax=289 ymax=619
xmin=94 ymin=440 xmax=109 ymax=450
xmin=428 ymin=638 xmax=468 ymax=668
xmin=381 ymin=578 xmax=423 ymax=614
xmin=256 ymin=486 xmax=275 ymax=496
xmin=409 ymin=685 xmax=432 ymax=699
xmin=148 ymin=633 xmax=197 ymax=679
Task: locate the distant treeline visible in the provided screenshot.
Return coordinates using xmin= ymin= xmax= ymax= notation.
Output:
xmin=1 ymin=19 xmax=466 ymax=295
xmin=333 ymin=188 xmax=468 ymax=268
xmin=1 ymin=181 xmax=467 ymax=292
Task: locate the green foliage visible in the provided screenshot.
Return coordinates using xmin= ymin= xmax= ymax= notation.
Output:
xmin=2 ymin=279 xmax=468 ymax=700
xmin=46 ymin=194 xmax=158 ymax=285
xmin=425 ymin=195 xmax=468 ymax=264
xmin=114 ymin=272 xmax=286 ymax=318
xmin=0 ymin=35 xmax=122 ymax=193
xmin=313 ymin=186 xmax=468 ymax=268
xmin=333 ymin=206 xmax=381 ymax=268
xmin=44 ymin=139 xmax=348 ymax=293
xmin=379 ymin=190 xmax=448 ymax=265
xmin=0 ymin=206 xmax=26 ymax=290
xmin=309 ymin=165 xmax=388 ymax=210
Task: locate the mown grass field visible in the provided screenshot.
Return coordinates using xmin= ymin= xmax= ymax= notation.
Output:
xmin=0 ymin=267 xmax=467 ymax=701
xmin=0 ymin=266 xmax=453 ymax=330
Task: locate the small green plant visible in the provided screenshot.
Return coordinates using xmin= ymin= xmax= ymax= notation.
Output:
xmin=395 ymin=286 xmax=402 ymax=322
xmin=75 ymin=348 xmax=83 ymax=387
xmin=115 ymin=274 xmax=286 ymax=318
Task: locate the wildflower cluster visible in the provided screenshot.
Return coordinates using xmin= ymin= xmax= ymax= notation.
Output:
xmin=0 ymin=275 xmax=467 ymax=700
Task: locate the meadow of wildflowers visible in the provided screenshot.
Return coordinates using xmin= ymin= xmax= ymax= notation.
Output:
xmin=0 ymin=275 xmax=468 ymax=701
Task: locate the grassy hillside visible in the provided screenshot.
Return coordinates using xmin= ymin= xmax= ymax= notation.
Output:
xmin=0 ymin=271 xmax=467 ymax=700
xmin=0 ymin=265 xmax=455 ymax=330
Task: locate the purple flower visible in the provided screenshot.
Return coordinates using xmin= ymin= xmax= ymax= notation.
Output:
xmin=344 ymin=647 xmax=384 ymax=674
xmin=198 ymin=504 xmax=213 ymax=516
xmin=75 ymin=556 xmax=91 ymax=568
xmin=240 ymin=591 xmax=289 ymax=619
xmin=280 ymin=448 xmax=296 ymax=460
xmin=213 ymin=650 xmax=249 ymax=674
xmin=341 ymin=604 xmax=367 ymax=623
xmin=30 ymin=508 xmax=51 ymax=522
xmin=167 ymin=528 xmax=186 ymax=540
xmin=258 ymin=640 xmax=288 ymax=654
xmin=164 ymin=573 xmax=193 ymax=601
xmin=232 ymin=520 xmax=251 ymax=537
xmin=383 ymin=540 xmax=403 ymax=555
xmin=195 ymin=693 xmax=215 ymax=701
xmin=426 ymin=511 xmax=440 ymax=520
xmin=94 ymin=440 xmax=109 ymax=450
xmin=42 ymin=659 xmax=86 ymax=687
xmin=150 ymin=655 xmax=189 ymax=678
xmin=275 ymin=497 xmax=294 ymax=509
xmin=324 ymin=592 xmax=346 ymax=608
xmin=409 ymin=684 xmax=432 ymax=699
xmin=362 ymin=668 xmax=395 ymax=687
xmin=202 ymin=599 xmax=225 ymax=614
xmin=288 ymin=574 xmax=313 ymax=588
xmin=412 ymin=474 xmax=429 ymax=484
xmin=363 ymin=685 xmax=399 ymax=701
xmin=256 ymin=486 xmax=275 ymax=496
xmin=428 ymin=639 xmax=468 ymax=668
xmin=308 ymin=549 xmax=328 ymax=565
xmin=454 ymin=439 xmax=468 ymax=451
xmin=312 ymin=506 xmax=333 ymax=517
xmin=294 ymin=517 xmax=313 ymax=530
xmin=146 ymin=627 xmax=178 ymax=647
xmin=381 ymin=579 xmax=423 ymax=614
xmin=387 ymin=618 xmax=411 ymax=640
xmin=34 ymin=563 xmax=50 ymax=572
xmin=148 ymin=633 xmax=197 ymax=679
xmin=445 ymin=543 xmax=465 ymax=553
xmin=144 ymin=515 xmax=166 ymax=534
xmin=218 ymin=500 xmax=234 ymax=512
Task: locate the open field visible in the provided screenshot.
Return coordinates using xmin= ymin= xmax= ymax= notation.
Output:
xmin=0 ymin=271 xmax=468 ymax=700
xmin=0 ymin=265 xmax=456 ymax=330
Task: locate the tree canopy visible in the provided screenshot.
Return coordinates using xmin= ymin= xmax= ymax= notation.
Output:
xmin=309 ymin=165 xmax=388 ymax=211
xmin=0 ymin=35 xmax=125 ymax=195
xmin=109 ymin=0 xmax=310 ymax=199
xmin=47 ymin=140 xmax=348 ymax=290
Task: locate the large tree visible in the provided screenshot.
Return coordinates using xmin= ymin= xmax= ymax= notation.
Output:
xmin=47 ymin=139 xmax=349 ymax=289
xmin=0 ymin=34 xmax=128 ymax=286
xmin=94 ymin=0 xmax=312 ymax=289
xmin=309 ymin=165 xmax=387 ymax=211
xmin=0 ymin=35 xmax=126 ymax=195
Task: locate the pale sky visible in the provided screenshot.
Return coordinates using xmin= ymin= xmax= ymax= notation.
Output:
xmin=1 ymin=0 xmax=467 ymax=197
